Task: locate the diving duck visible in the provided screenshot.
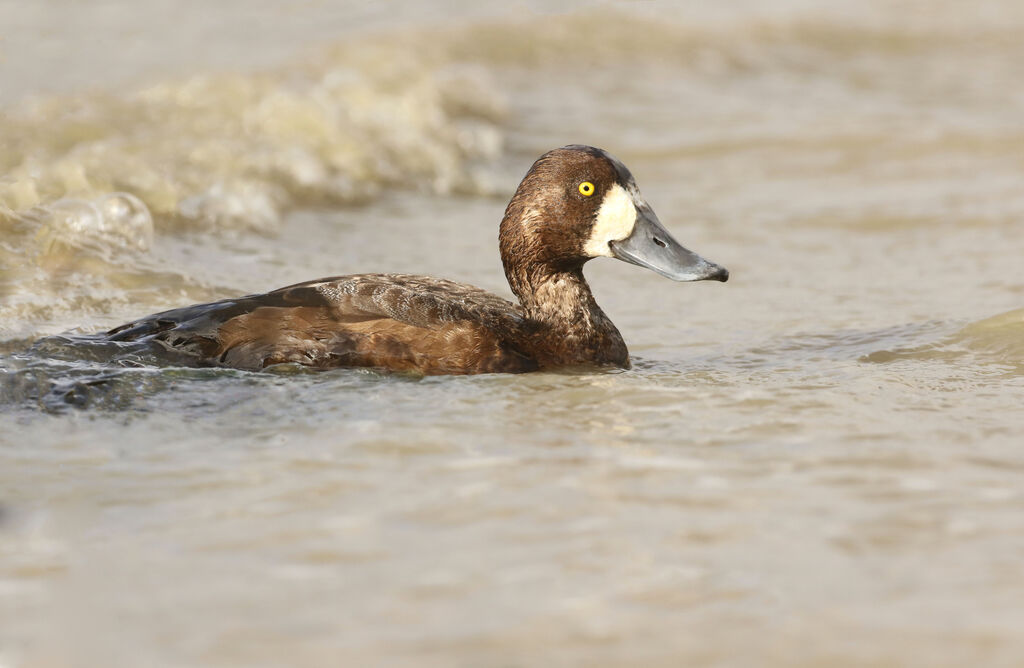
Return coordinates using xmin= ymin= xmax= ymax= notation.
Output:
xmin=103 ymin=145 xmax=728 ymax=374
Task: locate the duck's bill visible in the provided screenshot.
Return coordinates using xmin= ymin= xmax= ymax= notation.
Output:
xmin=609 ymin=210 xmax=729 ymax=282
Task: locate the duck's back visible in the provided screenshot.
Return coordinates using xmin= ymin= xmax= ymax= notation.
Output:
xmin=104 ymin=274 xmax=538 ymax=374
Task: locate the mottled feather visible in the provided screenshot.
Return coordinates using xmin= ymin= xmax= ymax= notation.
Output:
xmin=106 ymin=274 xmax=538 ymax=374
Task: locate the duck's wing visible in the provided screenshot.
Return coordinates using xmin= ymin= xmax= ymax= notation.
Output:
xmin=104 ymin=273 xmax=537 ymax=374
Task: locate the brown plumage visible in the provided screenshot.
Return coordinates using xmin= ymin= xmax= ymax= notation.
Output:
xmin=101 ymin=145 xmax=729 ymax=375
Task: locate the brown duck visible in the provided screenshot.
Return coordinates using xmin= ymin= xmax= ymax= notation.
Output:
xmin=104 ymin=145 xmax=728 ymax=374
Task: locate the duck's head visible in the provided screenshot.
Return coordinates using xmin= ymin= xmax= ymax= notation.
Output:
xmin=500 ymin=145 xmax=728 ymax=287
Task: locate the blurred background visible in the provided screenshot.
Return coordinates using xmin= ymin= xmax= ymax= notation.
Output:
xmin=2 ymin=1 xmax=1023 ymax=666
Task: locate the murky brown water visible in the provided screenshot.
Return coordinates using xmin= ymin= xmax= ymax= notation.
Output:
xmin=3 ymin=1 xmax=1024 ymax=666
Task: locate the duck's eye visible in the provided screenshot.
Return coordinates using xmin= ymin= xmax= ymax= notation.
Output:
xmin=578 ymin=181 xmax=595 ymax=197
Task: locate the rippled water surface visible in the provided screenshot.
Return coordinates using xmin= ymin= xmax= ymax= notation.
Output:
xmin=2 ymin=1 xmax=1024 ymax=666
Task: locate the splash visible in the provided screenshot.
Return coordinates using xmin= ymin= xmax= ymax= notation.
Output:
xmin=0 ymin=193 xmax=162 ymax=339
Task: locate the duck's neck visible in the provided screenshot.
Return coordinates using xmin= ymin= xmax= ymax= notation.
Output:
xmin=508 ymin=263 xmax=594 ymax=323
xmin=505 ymin=263 xmax=628 ymax=367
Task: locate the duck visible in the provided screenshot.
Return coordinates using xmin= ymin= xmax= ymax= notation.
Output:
xmin=102 ymin=145 xmax=728 ymax=374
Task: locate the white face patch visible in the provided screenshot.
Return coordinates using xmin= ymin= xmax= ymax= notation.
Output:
xmin=583 ymin=183 xmax=637 ymax=258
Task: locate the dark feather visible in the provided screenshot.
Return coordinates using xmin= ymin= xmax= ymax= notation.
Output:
xmin=106 ymin=274 xmax=539 ymax=374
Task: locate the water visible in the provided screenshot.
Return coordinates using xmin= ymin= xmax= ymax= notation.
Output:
xmin=3 ymin=1 xmax=1024 ymax=666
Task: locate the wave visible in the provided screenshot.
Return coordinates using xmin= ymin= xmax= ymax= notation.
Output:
xmin=951 ymin=309 xmax=1024 ymax=365
xmin=862 ymin=309 xmax=1024 ymax=372
xmin=5 ymin=6 xmax=1022 ymax=218
xmin=0 ymin=61 xmax=506 ymax=233
xmin=4 ymin=7 xmax=1022 ymax=224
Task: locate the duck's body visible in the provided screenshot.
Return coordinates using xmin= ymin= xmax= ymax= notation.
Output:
xmin=101 ymin=146 xmax=727 ymax=375
xmin=106 ymin=272 xmax=623 ymax=374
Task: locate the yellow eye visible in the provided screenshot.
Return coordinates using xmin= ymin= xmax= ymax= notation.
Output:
xmin=578 ymin=181 xmax=595 ymax=197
